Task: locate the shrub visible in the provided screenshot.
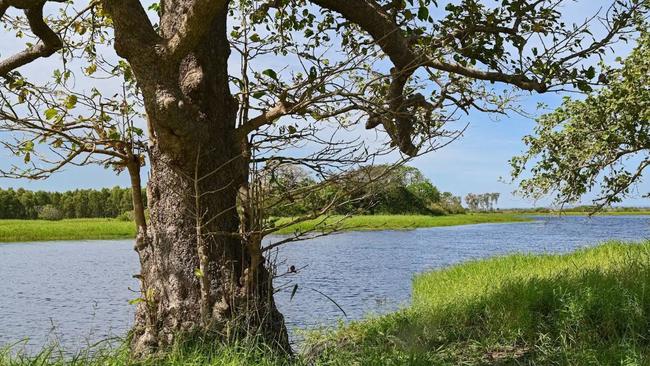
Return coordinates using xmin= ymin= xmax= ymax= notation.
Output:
xmin=427 ymin=203 xmax=448 ymax=216
xmin=37 ymin=204 xmax=63 ymax=221
xmin=116 ymin=210 xmax=135 ymax=222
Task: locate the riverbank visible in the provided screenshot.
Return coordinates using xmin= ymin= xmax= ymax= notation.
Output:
xmin=273 ymin=213 xmax=531 ymax=234
xmin=310 ymin=240 xmax=650 ymax=365
xmin=505 ymin=210 xmax=650 ymax=216
xmin=0 ymin=213 xmax=530 ymax=242
xmin=0 ymin=219 xmax=136 ymax=242
xmin=3 ymin=241 xmax=648 ymax=365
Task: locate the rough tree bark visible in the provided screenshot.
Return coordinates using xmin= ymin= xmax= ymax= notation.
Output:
xmin=103 ymin=1 xmax=289 ymax=354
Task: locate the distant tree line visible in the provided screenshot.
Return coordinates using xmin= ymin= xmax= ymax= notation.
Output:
xmin=0 ymin=187 xmax=142 ymax=220
xmin=464 ymin=193 xmax=500 ymax=211
xmin=263 ymin=165 xmax=465 ymax=217
xmin=0 ymin=166 xmax=464 ymax=220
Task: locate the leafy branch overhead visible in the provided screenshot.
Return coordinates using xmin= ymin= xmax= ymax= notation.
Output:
xmin=511 ymin=30 xmax=650 ymax=210
xmin=1 ymin=0 xmax=644 ymax=166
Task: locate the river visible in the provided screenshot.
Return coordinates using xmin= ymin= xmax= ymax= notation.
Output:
xmin=1 ymin=215 xmax=649 ymax=353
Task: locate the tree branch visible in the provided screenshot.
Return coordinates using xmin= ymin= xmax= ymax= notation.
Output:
xmin=311 ymin=0 xmax=547 ymax=91
xmin=237 ymin=99 xmax=297 ymax=140
xmin=164 ymin=0 xmax=228 ymax=60
xmin=0 ymin=0 xmax=63 ymax=77
xmin=101 ymin=0 xmax=160 ymax=60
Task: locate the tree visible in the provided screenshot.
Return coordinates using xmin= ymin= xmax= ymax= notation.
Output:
xmin=465 ymin=192 xmax=501 ymax=211
xmin=511 ymin=29 xmax=650 ymax=211
xmin=0 ymin=0 xmax=644 ymax=355
xmin=38 ymin=203 xmax=63 ymax=220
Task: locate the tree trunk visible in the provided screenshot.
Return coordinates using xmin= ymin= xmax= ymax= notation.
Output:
xmin=123 ymin=6 xmax=290 ymax=355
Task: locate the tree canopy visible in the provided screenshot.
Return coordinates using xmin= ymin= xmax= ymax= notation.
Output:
xmin=511 ymin=29 xmax=650 ymax=209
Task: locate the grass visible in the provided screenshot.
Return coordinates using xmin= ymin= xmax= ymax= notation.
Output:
xmin=274 ymin=213 xmax=531 ymax=234
xmin=311 ymin=241 xmax=650 ymax=365
xmin=0 ymin=214 xmax=529 ymax=242
xmin=4 ymin=241 xmax=650 ymax=365
xmin=1 ymin=211 xmax=646 ymax=242
xmin=0 ymin=219 xmax=136 ymax=242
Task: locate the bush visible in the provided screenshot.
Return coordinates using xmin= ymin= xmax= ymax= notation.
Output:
xmin=37 ymin=204 xmax=63 ymax=221
xmin=116 ymin=210 xmax=135 ymax=222
xmin=427 ymin=203 xmax=448 ymax=216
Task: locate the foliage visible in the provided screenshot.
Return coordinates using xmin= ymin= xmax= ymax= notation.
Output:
xmin=511 ymin=29 xmax=650 ymax=211
xmin=464 ymin=192 xmax=501 ymax=211
xmin=437 ymin=192 xmax=465 ymax=214
xmin=1 ymin=0 xmax=647 ymax=354
xmin=263 ymin=165 xmax=464 ymax=217
xmin=116 ymin=210 xmax=136 ymax=222
xmin=37 ymin=204 xmax=63 ymax=221
xmin=0 ymin=187 xmax=141 ymax=220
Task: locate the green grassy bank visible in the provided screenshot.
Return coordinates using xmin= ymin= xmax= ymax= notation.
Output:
xmin=0 ymin=214 xmax=529 ymax=242
xmin=0 ymin=219 xmax=136 ymax=242
xmin=311 ymin=241 xmax=650 ymax=365
xmin=3 ymin=241 xmax=650 ymax=365
xmin=508 ymin=210 xmax=650 ymax=216
xmin=274 ymin=213 xmax=531 ymax=234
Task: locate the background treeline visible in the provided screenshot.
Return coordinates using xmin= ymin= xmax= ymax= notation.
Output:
xmin=0 ymin=187 xmax=141 ymax=220
xmin=264 ymin=165 xmax=465 ymax=217
xmin=464 ymin=192 xmax=501 ymax=211
xmin=0 ymin=166 xmax=465 ymax=221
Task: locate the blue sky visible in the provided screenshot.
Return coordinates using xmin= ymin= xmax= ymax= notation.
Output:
xmin=1 ymin=1 xmax=648 ymax=209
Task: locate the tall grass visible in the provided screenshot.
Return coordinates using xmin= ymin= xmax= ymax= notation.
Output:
xmin=3 ymin=242 xmax=650 ymax=365
xmin=314 ymin=241 xmax=650 ymax=365
xmin=0 ymin=340 xmax=293 ymax=366
xmin=0 ymin=219 xmax=136 ymax=242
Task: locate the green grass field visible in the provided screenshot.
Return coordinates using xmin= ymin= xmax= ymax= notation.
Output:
xmin=0 ymin=214 xmax=530 ymax=242
xmin=274 ymin=213 xmax=531 ymax=234
xmin=4 ymin=241 xmax=650 ymax=365
xmin=0 ymin=219 xmax=136 ymax=242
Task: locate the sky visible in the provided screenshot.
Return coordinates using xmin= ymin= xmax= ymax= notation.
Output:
xmin=0 ymin=1 xmax=648 ymax=209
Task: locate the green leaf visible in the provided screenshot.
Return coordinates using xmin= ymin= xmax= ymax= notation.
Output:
xmin=194 ymin=268 xmax=204 ymax=278
xmin=576 ymin=81 xmax=592 ymax=93
xmin=262 ymin=69 xmax=278 ymax=80
xmin=44 ymin=108 xmax=58 ymax=120
xmin=252 ymin=91 xmax=266 ymax=99
xmin=64 ymin=95 xmax=78 ymax=110
xmin=289 ymin=284 xmax=299 ymax=301
xmin=85 ymin=64 xmax=97 ymax=75
xmin=128 ymin=298 xmax=144 ymax=305
xmin=23 ymin=141 xmax=34 ymax=152
xmin=417 ymin=6 xmax=429 ymax=21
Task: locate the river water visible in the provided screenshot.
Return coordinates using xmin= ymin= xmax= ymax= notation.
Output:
xmin=1 ymin=215 xmax=649 ymax=353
